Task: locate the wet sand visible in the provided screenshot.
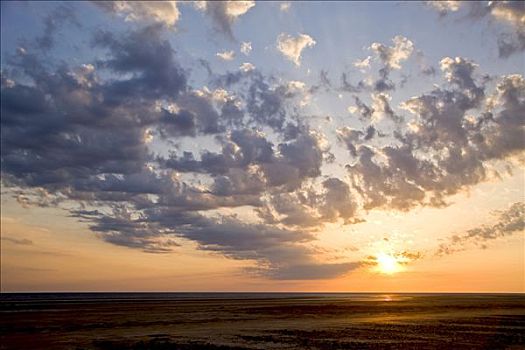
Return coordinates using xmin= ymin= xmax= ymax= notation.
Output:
xmin=1 ymin=293 xmax=524 ymax=349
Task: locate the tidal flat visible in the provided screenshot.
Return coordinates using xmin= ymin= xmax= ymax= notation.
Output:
xmin=1 ymin=293 xmax=524 ymax=349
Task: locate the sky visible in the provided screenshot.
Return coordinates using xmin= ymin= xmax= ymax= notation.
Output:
xmin=0 ymin=1 xmax=524 ymax=292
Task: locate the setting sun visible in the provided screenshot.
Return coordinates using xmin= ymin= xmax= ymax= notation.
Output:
xmin=376 ymin=253 xmax=401 ymax=275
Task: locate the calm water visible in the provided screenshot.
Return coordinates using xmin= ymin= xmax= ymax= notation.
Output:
xmin=1 ymin=293 xmax=524 ymax=349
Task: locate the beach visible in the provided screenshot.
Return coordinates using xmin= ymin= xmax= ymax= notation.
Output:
xmin=1 ymin=293 xmax=524 ymax=349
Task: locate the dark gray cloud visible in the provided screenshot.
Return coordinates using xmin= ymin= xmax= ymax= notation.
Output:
xmin=1 ymin=236 xmax=34 ymax=246
xmin=74 ymin=205 xmax=359 ymax=279
xmin=164 ymin=127 xmax=329 ymax=195
xmin=336 ymin=125 xmax=385 ymax=157
xmin=340 ymin=73 xmax=365 ymax=93
xmin=2 ymin=30 xmax=345 ymax=279
xmin=346 ymin=93 xmax=402 ymax=125
xmin=358 ymin=35 xmax=414 ymax=94
xmin=93 ymin=25 xmax=187 ymax=100
xmin=256 ymin=176 xmax=357 ymax=228
xmin=253 ymin=262 xmax=361 ymax=280
xmin=346 ymin=57 xmax=524 ymax=211
xmin=36 ymin=5 xmax=79 ymax=51
xmin=36 ymin=5 xmax=80 ymax=51
xmin=3 ymin=4 xmax=524 ymax=281
xmin=195 ymin=1 xmax=255 ymax=41
xmin=471 ymin=1 xmax=525 ymax=58
xmin=436 ymin=202 xmax=524 ymax=256
xmin=211 ymin=70 xmax=308 ymax=132
xmin=428 ymin=1 xmax=525 ymax=58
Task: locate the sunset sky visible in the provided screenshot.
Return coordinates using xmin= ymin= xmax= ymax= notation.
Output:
xmin=1 ymin=1 xmax=524 ymax=292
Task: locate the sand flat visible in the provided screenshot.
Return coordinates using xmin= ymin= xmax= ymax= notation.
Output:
xmin=1 ymin=293 xmax=524 ymax=349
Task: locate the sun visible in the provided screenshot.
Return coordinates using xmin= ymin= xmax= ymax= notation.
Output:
xmin=375 ymin=253 xmax=401 ymax=274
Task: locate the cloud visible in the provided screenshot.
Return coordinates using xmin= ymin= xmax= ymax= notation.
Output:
xmin=347 ymin=61 xmax=524 ymax=211
xmin=345 ymin=93 xmax=401 ymax=124
xmin=490 ymin=1 xmax=525 ymax=57
xmin=94 ymin=1 xmax=180 ymax=28
xmin=427 ymin=1 xmax=525 ymax=58
xmin=1 ymin=25 xmax=190 ymax=192
xmin=195 ymin=1 xmax=255 ymax=40
xmin=426 ymin=1 xmax=460 ymax=16
xmin=36 ymin=5 xmax=79 ymax=50
xmin=353 ymin=56 xmax=371 ymax=72
xmin=347 ymin=35 xmax=413 ymax=93
xmin=1 ymin=236 xmax=33 ymax=246
xmin=163 ymin=128 xmax=329 ymax=193
xmin=363 ymin=250 xmax=422 ymax=268
xmin=436 ymin=202 xmax=524 ymax=256
xmin=370 ymin=92 xmax=403 ymax=123
xmin=92 ymin=24 xmax=187 ymax=99
xmin=239 ymin=62 xmax=255 ymax=72
xmin=2 ymin=7 xmax=524 ymax=281
xmin=276 ymin=33 xmax=316 ymax=66
xmin=256 ymin=176 xmax=357 ymax=229
xmin=216 ymin=50 xmax=235 ymax=61
xmin=77 ymin=206 xmax=356 ymax=279
xmin=345 ymin=36 xmax=414 ymax=95
xmin=256 ymin=262 xmax=360 ymax=280
xmin=340 ymin=73 xmax=366 ymax=93
xmin=279 ymin=2 xmax=291 ymax=12
xmin=370 ymin=35 xmax=414 ymax=71
xmin=439 ymin=56 xmax=481 ymax=92
xmin=337 ymin=127 xmax=365 ymax=157
xmin=240 ymin=41 xmax=252 ymax=55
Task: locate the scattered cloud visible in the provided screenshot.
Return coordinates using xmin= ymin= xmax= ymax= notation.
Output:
xmin=1 ymin=236 xmax=33 ymax=246
xmin=353 ymin=56 xmax=371 ymax=72
xmin=2 ymin=2 xmax=524 ymax=281
xmin=255 ymin=262 xmax=360 ymax=280
xmin=276 ymin=33 xmax=316 ymax=66
xmin=195 ymin=1 xmax=255 ymax=39
xmin=94 ymin=1 xmax=180 ymax=28
xmin=36 ymin=5 xmax=79 ymax=50
xmin=436 ymin=202 xmax=525 ymax=256
xmin=279 ymin=2 xmax=291 ymax=13
xmin=347 ymin=60 xmax=524 ymax=211
xmin=216 ymin=50 xmax=235 ymax=61
xmin=239 ymin=62 xmax=255 ymax=72
xmin=240 ymin=41 xmax=252 ymax=56
xmin=426 ymin=1 xmax=460 ymax=16
xmin=426 ymin=1 xmax=525 ymax=58
xmin=370 ymin=35 xmax=414 ymax=71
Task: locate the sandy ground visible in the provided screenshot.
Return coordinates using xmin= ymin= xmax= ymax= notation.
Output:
xmin=1 ymin=294 xmax=524 ymax=349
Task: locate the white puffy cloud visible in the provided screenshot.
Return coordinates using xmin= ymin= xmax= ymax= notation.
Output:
xmin=370 ymin=35 xmax=414 ymax=71
xmin=276 ymin=33 xmax=316 ymax=66
xmin=280 ymin=2 xmax=291 ymax=12
xmin=195 ymin=1 xmax=255 ymax=39
xmin=239 ymin=62 xmax=255 ymax=72
xmin=240 ymin=41 xmax=252 ymax=55
xmin=439 ymin=56 xmax=480 ymax=92
xmin=353 ymin=56 xmax=371 ymax=72
xmin=370 ymin=92 xmax=401 ymax=123
xmin=96 ymin=1 xmax=180 ymax=28
xmin=426 ymin=1 xmax=460 ymax=15
xmin=490 ymin=1 xmax=525 ymax=28
xmin=216 ymin=50 xmax=235 ymax=61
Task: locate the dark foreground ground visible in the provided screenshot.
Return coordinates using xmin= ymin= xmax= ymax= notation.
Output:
xmin=1 ymin=293 xmax=524 ymax=350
